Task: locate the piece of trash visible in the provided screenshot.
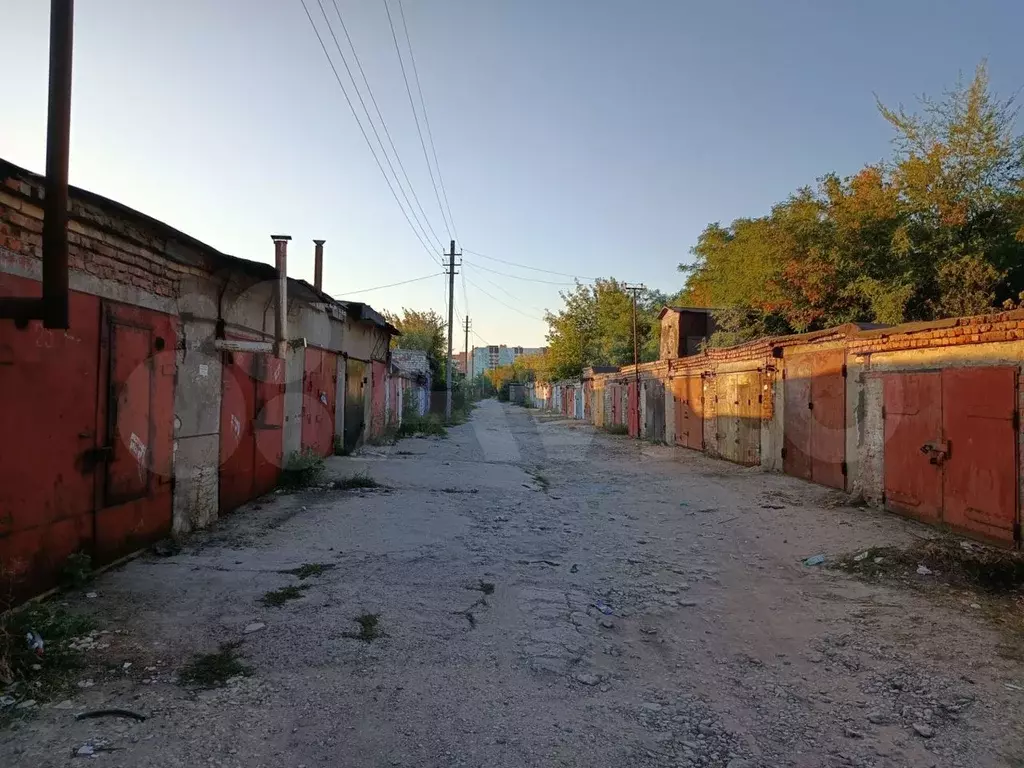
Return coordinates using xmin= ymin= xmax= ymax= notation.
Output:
xmin=853 ymin=551 xmax=869 ymax=562
xmin=594 ymin=600 xmax=613 ymax=616
xmin=122 ymin=662 xmax=132 ymax=671
xmin=31 ymin=663 xmax=42 ymax=671
xmin=0 ymin=696 xmax=15 ymax=708
xmin=243 ymin=622 xmax=266 ymax=634
xmin=916 ymin=564 xmax=933 ymax=575
xmin=86 ymin=592 xmax=98 ymax=599
xmin=76 ymin=745 xmax=95 ymax=757
xmin=25 ymin=630 xmax=44 ymax=657
xmin=679 ymin=501 xmax=689 ymax=507
xmin=803 ymin=555 xmax=826 ymax=566
xmin=970 ymin=603 xmax=982 ymax=610
xmin=873 ymin=557 xmax=885 ymax=564
xmin=77 ymin=679 xmax=95 ymax=688
xmin=75 ymin=708 xmax=147 ymax=722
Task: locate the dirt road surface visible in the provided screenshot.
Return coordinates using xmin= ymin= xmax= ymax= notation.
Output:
xmin=3 ymin=400 xmax=1022 ymax=767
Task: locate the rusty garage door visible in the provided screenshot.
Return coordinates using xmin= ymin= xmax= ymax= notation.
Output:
xmin=0 ymin=278 xmax=176 ymax=598
xmin=301 ymin=347 xmax=338 ymax=458
xmin=884 ymin=367 xmax=1019 ymax=545
xmin=784 ymin=350 xmax=846 ymax=489
xmin=715 ymin=371 xmax=761 ymax=466
xmin=673 ymin=376 xmax=704 ymax=451
xmin=94 ymin=302 xmax=177 ymax=562
xmin=219 ymin=347 xmax=285 ymax=515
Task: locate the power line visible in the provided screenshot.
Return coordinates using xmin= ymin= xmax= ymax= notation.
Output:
xmin=384 ymin=0 xmax=453 ymax=240
xmin=299 ymin=0 xmax=442 ymax=266
xmin=463 ymin=274 xmax=545 ymax=322
xmin=464 ymin=266 xmax=547 ymax=314
xmin=327 ymin=0 xmax=446 ymax=252
xmin=397 ymin=0 xmax=458 ymax=241
xmin=463 ymin=248 xmax=600 ymax=280
xmin=328 ymin=272 xmax=441 ymax=296
xmin=463 ymin=259 xmax=581 ymax=286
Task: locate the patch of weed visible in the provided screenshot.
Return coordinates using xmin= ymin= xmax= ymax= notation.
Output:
xmin=835 ymin=537 xmax=1024 ymax=594
xmin=279 ymin=563 xmax=335 ymax=580
xmin=398 ymin=412 xmax=448 ymax=438
xmin=527 ymin=469 xmax=551 ymax=492
xmin=280 ymin=449 xmax=326 ymax=489
xmin=261 ymin=585 xmax=309 ymax=606
xmin=60 ymin=552 xmax=93 ymax=588
xmin=0 ymin=602 xmax=95 ymax=697
xmin=331 ymin=472 xmax=382 ymax=490
xmin=333 ymin=435 xmax=349 ymax=456
xmin=342 ymin=613 xmax=383 ymax=643
xmin=604 ymin=424 xmax=629 ymax=436
xmin=467 ymin=581 xmax=495 ymax=595
xmin=179 ymin=642 xmax=250 ymax=687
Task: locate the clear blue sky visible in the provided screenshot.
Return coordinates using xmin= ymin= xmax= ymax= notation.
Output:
xmin=3 ymin=1 xmax=1022 ymax=347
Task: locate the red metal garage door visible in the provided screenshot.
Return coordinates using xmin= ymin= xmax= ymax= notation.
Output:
xmin=93 ymin=302 xmax=176 ymax=562
xmin=0 ymin=281 xmax=175 ymax=597
xmin=301 ymin=347 xmax=338 ymax=458
xmin=219 ymin=348 xmax=285 ymax=514
xmin=0 ymin=278 xmax=100 ymax=598
xmin=882 ymin=372 xmax=942 ymax=523
xmin=628 ymin=380 xmax=639 ymax=438
xmin=942 ymin=367 xmax=1018 ymax=543
xmin=784 ymin=350 xmax=846 ymax=489
xmin=883 ymin=367 xmax=1018 ymax=545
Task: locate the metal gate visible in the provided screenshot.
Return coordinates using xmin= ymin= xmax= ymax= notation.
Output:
xmin=672 ymin=376 xmax=703 ymax=450
xmin=784 ymin=350 xmax=846 ymax=489
xmin=645 ymin=380 xmax=665 ymax=441
xmin=628 ymin=380 xmax=639 ymax=438
xmin=884 ymin=367 xmax=1019 ymax=545
xmin=301 ymin=347 xmax=338 ymax=457
xmin=0 ymin=279 xmax=175 ymax=597
xmin=219 ymin=347 xmax=285 ymax=514
xmin=94 ymin=302 xmax=176 ymax=562
xmin=715 ymin=371 xmax=761 ymax=465
xmin=344 ymin=358 xmax=366 ymax=452
xmin=370 ymin=360 xmax=387 ymax=438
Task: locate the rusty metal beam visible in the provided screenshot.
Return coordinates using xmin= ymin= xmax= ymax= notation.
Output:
xmin=0 ymin=0 xmax=73 ymax=328
xmin=41 ymin=0 xmax=74 ymax=329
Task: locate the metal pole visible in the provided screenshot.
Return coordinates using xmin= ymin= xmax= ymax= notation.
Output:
xmin=445 ymin=240 xmax=456 ymax=421
xmin=622 ymin=283 xmax=645 ymax=439
xmin=42 ymin=0 xmax=74 ymax=329
xmin=463 ymin=315 xmax=470 ymax=390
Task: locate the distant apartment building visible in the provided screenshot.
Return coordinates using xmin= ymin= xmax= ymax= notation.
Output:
xmin=470 ymin=345 xmax=545 ymax=377
xmin=453 ymin=351 xmax=468 ymax=375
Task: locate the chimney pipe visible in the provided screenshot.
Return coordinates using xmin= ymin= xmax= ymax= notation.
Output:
xmin=313 ymin=239 xmax=325 ymax=292
xmin=271 ymin=235 xmax=291 ymax=358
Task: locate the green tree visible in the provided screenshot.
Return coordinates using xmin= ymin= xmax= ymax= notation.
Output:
xmin=679 ymin=62 xmax=1024 ymax=347
xmin=383 ymin=308 xmax=446 ymax=379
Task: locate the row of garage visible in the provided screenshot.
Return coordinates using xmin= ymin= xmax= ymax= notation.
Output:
xmin=0 ymin=159 xmax=416 ymax=600
xmin=548 ymin=314 xmax=1024 ymax=548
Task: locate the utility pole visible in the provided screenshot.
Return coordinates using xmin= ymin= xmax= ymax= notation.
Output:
xmin=622 ymin=283 xmax=646 ymax=439
xmin=445 ymin=239 xmax=461 ymax=421
xmin=463 ymin=315 xmax=471 ymax=397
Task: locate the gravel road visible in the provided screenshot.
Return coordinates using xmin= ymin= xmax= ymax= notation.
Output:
xmin=2 ymin=399 xmax=1022 ymax=767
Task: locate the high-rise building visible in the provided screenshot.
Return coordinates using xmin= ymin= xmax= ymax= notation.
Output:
xmin=470 ymin=345 xmax=546 ymax=377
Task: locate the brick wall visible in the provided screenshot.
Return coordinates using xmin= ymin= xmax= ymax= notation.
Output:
xmin=0 ymin=175 xmax=204 ymax=301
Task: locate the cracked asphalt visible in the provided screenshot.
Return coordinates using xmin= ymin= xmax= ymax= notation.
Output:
xmin=2 ymin=399 xmax=1023 ymax=767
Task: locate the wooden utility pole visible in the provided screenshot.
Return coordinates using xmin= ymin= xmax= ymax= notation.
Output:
xmin=622 ymin=283 xmax=646 ymax=439
xmin=463 ymin=315 xmax=471 ymax=395
xmin=445 ymin=240 xmax=461 ymax=421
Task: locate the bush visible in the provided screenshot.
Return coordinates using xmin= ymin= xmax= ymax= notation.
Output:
xmin=280 ymin=449 xmax=326 ymax=488
xmin=399 ymin=412 xmax=448 ymax=437
xmin=604 ymin=424 xmax=629 ymax=436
